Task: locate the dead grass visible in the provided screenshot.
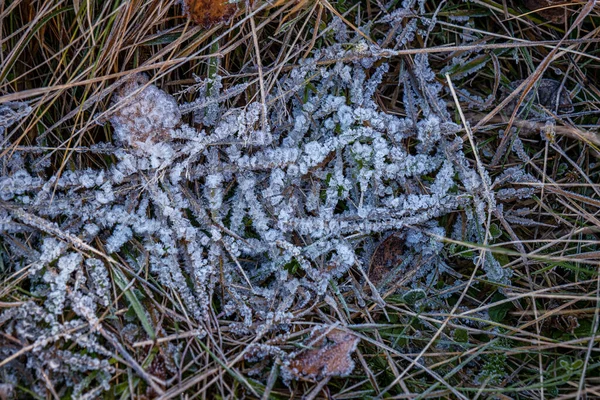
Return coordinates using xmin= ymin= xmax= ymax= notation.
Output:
xmin=2 ymin=0 xmax=600 ymax=398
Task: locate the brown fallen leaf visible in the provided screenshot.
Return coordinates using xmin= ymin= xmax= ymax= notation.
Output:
xmin=523 ymin=0 xmax=572 ymax=24
xmin=503 ymin=78 xmax=573 ymax=117
xmin=368 ymin=233 xmax=404 ymax=287
xmin=0 ymin=384 xmax=14 ymax=400
xmin=284 ymin=328 xmax=360 ymax=381
xmin=183 ymin=0 xmax=238 ymax=27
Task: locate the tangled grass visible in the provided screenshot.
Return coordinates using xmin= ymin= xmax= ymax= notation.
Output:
xmin=1 ymin=0 xmax=600 ymax=398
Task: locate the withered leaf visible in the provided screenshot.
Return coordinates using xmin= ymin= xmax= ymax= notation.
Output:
xmin=368 ymin=233 xmax=404 ymax=287
xmin=523 ymin=0 xmax=573 ymax=24
xmin=183 ymin=0 xmax=238 ymax=27
xmin=111 ymin=74 xmax=181 ymax=146
xmin=503 ymin=78 xmax=573 ymax=117
xmin=284 ymin=329 xmax=360 ymax=381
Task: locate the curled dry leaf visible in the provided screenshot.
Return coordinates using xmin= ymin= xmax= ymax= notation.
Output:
xmin=368 ymin=233 xmax=404 ymax=287
xmin=284 ymin=328 xmax=360 ymax=381
xmin=183 ymin=0 xmax=238 ymax=27
xmin=503 ymin=78 xmax=573 ymax=117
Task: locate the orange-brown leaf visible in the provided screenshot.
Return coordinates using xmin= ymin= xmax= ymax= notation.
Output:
xmin=285 ymin=329 xmax=359 ymax=380
xmin=183 ymin=0 xmax=238 ymax=27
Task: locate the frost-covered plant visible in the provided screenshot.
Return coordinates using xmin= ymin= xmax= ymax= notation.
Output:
xmin=0 ymin=101 xmax=32 ymax=138
xmin=0 ymin=19 xmax=521 ymax=395
xmin=0 ymin=301 xmax=113 ymax=398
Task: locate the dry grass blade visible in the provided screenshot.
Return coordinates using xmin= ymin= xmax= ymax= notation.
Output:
xmin=485 ymin=0 xmax=597 ymax=165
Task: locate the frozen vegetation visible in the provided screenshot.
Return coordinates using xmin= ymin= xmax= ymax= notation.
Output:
xmin=0 ymin=6 xmax=541 ymax=397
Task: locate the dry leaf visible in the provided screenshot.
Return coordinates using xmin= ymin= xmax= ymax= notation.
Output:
xmin=284 ymin=328 xmax=360 ymax=380
xmin=503 ymin=78 xmax=573 ymax=116
xmin=110 ymin=74 xmax=181 ymax=146
xmin=0 ymin=384 xmax=14 ymax=400
xmin=523 ymin=0 xmax=572 ymax=24
xmin=368 ymin=233 xmax=404 ymax=286
xmin=183 ymin=0 xmax=238 ymax=27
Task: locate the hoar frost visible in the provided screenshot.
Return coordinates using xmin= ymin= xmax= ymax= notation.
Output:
xmin=0 ymin=33 xmax=522 ymax=395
